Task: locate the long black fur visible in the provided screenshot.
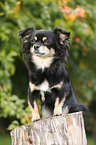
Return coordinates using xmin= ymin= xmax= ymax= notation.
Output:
xmin=19 ymin=26 xmax=88 ymax=120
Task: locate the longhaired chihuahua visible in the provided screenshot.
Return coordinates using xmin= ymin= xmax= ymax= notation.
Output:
xmin=19 ymin=26 xmax=88 ymax=121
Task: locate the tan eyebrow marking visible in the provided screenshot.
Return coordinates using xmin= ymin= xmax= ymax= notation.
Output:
xmin=25 ymin=34 xmax=31 ymax=38
xmin=24 ymin=40 xmax=28 ymax=43
xmin=42 ymin=37 xmax=47 ymax=41
xmin=34 ymin=36 xmax=37 ymax=41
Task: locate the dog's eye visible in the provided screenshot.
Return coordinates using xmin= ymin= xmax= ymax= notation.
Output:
xmin=31 ymin=36 xmax=37 ymax=43
xmin=31 ymin=39 xmax=36 ymax=43
xmin=43 ymin=39 xmax=50 ymax=44
xmin=42 ymin=37 xmax=50 ymax=44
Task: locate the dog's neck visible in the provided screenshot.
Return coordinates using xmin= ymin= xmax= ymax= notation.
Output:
xmin=32 ymin=54 xmax=54 ymax=71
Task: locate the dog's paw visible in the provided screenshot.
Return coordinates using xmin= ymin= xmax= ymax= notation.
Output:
xmin=53 ymin=109 xmax=62 ymax=116
xmin=53 ymin=97 xmax=63 ymax=116
xmin=32 ymin=111 xmax=40 ymax=122
xmin=32 ymin=118 xmax=40 ymax=122
xmin=53 ymin=106 xmax=62 ymax=116
xmin=53 ymin=113 xmax=62 ymax=117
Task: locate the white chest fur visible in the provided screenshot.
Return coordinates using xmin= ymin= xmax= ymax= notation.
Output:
xmin=29 ymin=80 xmax=63 ymax=92
xmin=38 ymin=80 xmax=49 ymax=91
xmin=29 ymin=80 xmax=50 ymax=92
xmin=32 ymin=55 xmax=53 ymax=70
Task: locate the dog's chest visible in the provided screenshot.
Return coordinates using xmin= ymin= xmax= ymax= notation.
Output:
xmin=32 ymin=55 xmax=53 ymax=70
xmin=37 ymin=80 xmax=49 ymax=92
xmin=29 ymin=79 xmax=63 ymax=102
xmin=29 ymin=80 xmax=63 ymax=92
xmin=29 ymin=80 xmax=50 ymax=92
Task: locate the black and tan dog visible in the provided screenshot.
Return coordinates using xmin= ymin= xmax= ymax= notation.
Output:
xmin=19 ymin=26 xmax=88 ymax=121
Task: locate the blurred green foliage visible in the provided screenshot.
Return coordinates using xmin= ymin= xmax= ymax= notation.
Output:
xmin=0 ymin=134 xmax=95 ymax=145
xmin=0 ymin=0 xmax=96 ymax=131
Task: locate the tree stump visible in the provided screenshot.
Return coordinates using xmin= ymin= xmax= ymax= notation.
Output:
xmin=10 ymin=111 xmax=87 ymax=145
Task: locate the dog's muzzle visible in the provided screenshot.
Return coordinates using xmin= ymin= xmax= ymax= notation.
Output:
xmin=30 ymin=44 xmax=55 ymax=57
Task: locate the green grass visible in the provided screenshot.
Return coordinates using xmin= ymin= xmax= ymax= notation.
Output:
xmin=0 ymin=134 xmax=11 ymax=145
xmin=87 ymin=136 xmax=95 ymax=145
xmin=0 ymin=134 xmax=95 ymax=145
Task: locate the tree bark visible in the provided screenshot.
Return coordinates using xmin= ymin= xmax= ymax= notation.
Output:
xmin=10 ymin=111 xmax=87 ymax=145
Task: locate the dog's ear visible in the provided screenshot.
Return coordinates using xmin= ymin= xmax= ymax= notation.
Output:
xmin=19 ymin=26 xmax=35 ymax=38
xmin=19 ymin=26 xmax=36 ymax=56
xmin=54 ymin=28 xmax=70 ymax=44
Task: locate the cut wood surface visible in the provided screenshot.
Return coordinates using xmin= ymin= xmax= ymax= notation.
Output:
xmin=10 ymin=111 xmax=87 ymax=145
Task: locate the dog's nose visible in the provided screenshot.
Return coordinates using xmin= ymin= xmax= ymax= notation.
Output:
xmin=34 ymin=45 xmax=40 ymax=50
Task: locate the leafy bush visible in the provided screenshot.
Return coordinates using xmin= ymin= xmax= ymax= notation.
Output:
xmin=0 ymin=0 xmax=96 ymax=130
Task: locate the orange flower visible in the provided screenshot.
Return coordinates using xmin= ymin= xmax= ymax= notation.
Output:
xmin=62 ymin=6 xmax=71 ymax=14
xmin=63 ymin=13 xmax=76 ymax=21
xmin=63 ymin=5 xmax=87 ymax=21
xmin=14 ymin=1 xmax=21 ymax=13
xmin=58 ymin=0 xmax=87 ymax=22
xmin=57 ymin=0 xmax=70 ymax=8
xmin=73 ymin=36 xmax=80 ymax=43
xmin=73 ymin=5 xmax=85 ymax=18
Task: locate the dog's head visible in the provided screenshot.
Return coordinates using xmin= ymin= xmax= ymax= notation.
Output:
xmin=19 ymin=26 xmax=70 ymax=60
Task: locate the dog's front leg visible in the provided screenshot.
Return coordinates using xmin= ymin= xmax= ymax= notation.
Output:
xmin=54 ymin=94 xmax=66 ymax=116
xmin=28 ymin=99 xmax=40 ymax=121
xmin=28 ymin=82 xmax=40 ymax=121
xmin=54 ymin=97 xmax=63 ymax=115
